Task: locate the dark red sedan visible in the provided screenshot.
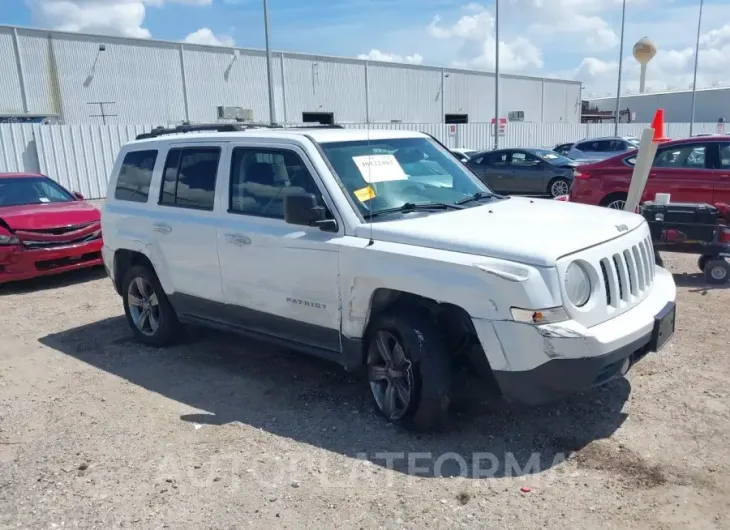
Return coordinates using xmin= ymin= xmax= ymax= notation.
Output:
xmin=0 ymin=173 xmax=103 ymax=284
xmin=569 ymin=136 xmax=730 ymax=209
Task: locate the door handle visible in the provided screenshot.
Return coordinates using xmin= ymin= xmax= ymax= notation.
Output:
xmin=225 ymin=233 xmax=251 ymax=246
xmin=152 ymin=222 xmax=172 ymax=234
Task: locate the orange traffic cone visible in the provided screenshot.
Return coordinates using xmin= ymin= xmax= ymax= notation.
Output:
xmin=650 ymin=108 xmax=670 ymax=142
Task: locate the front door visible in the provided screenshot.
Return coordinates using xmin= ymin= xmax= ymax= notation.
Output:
xmin=645 ymin=142 xmax=716 ymax=204
xmin=217 ymin=142 xmax=342 ymax=352
xmin=507 ymin=151 xmax=544 ymax=193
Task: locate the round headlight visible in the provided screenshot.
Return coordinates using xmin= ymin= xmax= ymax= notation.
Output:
xmin=565 ymin=262 xmax=591 ymax=307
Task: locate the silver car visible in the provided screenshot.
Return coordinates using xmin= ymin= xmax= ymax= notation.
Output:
xmin=566 ymin=136 xmax=640 ymax=163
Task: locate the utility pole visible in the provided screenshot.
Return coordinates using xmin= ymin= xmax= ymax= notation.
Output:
xmin=263 ymin=0 xmax=277 ymax=125
xmin=614 ymin=0 xmax=627 ymax=136
xmin=689 ymin=0 xmax=704 ymax=136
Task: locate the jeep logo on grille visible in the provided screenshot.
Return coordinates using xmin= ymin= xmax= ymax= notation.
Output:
xmin=616 ymin=224 xmax=629 ymax=232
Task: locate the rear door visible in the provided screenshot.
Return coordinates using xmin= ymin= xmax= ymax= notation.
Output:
xmin=645 ymin=142 xmax=716 ymax=203
xmin=468 ymin=151 xmax=511 ymax=192
xmin=712 ymin=141 xmax=730 ymax=204
xmin=153 ymin=144 xmax=225 ymax=302
xmin=507 ymin=151 xmax=545 ymax=193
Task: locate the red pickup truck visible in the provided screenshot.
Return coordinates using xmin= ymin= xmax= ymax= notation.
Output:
xmin=569 ymin=136 xmax=730 ymax=209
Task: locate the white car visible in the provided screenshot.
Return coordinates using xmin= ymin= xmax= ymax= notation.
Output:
xmin=101 ymin=126 xmax=677 ymax=431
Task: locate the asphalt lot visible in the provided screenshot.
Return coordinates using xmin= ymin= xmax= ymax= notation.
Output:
xmin=0 ymin=252 xmax=728 ymax=529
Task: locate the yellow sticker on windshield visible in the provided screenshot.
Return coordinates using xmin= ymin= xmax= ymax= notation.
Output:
xmin=354 ymin=185 xmax=376 ymax=202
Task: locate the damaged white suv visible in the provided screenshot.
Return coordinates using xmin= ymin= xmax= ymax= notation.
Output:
xmin=101 ymin=125 xmax=676 ymax=431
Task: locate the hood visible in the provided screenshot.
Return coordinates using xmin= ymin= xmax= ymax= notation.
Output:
xmin=0 ymin=201 xmax=100 ymax=230
xmin=357 ymin=197 xmax=645 ymax=267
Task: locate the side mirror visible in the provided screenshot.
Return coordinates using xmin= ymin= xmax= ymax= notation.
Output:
xmin=73 ymin=191 xmax=85 ymax=200
xmin=284 ymin=191 xmax=335 ymax=231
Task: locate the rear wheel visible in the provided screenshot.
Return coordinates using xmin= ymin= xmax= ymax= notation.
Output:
xmin=704 ymin=259 xmax=730 ymax=285
xmin=600 ymin=192 xmax=628 ymax=211
xmin=698 ymin=255 xmax=708 ymax=272
xmin=122 ymin=265 xmax=179 ymax=347
xmin=365 ymin=309 xmax=451 ymax=431
xmin=548 ymin=177 xmax=571 ymax=198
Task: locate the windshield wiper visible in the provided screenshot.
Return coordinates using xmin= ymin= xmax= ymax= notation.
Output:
xmin=455 ymin=191 xmax=499 ymax=205
xmin=368 ymin=202 xmax=463 ymax=218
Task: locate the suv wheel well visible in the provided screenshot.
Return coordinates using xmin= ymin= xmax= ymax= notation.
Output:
xmin=363 ymin=289 xmax=494 ymax=383
xmin=113 ymin=250 xmax=154 ymax=294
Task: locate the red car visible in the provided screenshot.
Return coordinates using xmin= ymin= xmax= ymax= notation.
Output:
xmin=570 ymin=136 xmax=730 ymax=209
xmin=0 ymin=173 xmax=103 ymax=284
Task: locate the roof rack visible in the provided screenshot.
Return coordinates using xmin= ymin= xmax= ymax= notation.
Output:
xmin=135 ymin=122 xmax=344 ymax=140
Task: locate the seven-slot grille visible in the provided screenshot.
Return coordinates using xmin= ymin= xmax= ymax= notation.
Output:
xmin=599 ymin=235 xmax=655 ymax=307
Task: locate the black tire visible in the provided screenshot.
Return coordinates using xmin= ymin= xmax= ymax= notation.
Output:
xmin=655 ymin=251 xmax=664 ymax=267
xmin=698 ymin=255 xmax=708 ymax=272
xmin=121 ymin=264 xmax=179 ymax=347
xmin=703 ymin=259 xmax=730 ymax=285
xmin=600 ymin=193 xmax=628 ymax=210
xmin=365 ymin=308 xmax=451 ymax=431
xmin=547 ymin=177 xmax=571 ymax=198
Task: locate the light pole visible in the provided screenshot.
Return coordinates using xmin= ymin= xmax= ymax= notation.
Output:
xmin=614 ymin=0 xmax=627 ymax=136
xmin=493 ymin=0 xmax=500 ymax=149
xmin=263 ymin=0 xmax=276 ymax=125
xmin=689 ymin=0 xmax=704 ymax=136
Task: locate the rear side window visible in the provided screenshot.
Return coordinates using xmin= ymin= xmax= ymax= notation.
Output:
xmin=114 ymin=150 xmax=158 ymax=203
xmin=159 ymin=147 xmax=220 ymax=210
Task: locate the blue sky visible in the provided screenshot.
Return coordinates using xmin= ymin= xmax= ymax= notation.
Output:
xmin=7 ymin=0 xmax=730 ymax=96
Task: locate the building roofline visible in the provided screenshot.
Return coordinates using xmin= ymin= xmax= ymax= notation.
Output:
xmin=588 ymin=85 xmax=730 ymax=101
xmin=0 ymin=24 xmax=581 ymax=86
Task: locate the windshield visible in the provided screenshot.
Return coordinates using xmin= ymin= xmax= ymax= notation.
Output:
xmin=320 ymin=137 xmax=495 ymax=219
xmin=0 ymin=177 xmax=75 ymax=207
xmin=529 ymin=149 xmax=575 ymax=165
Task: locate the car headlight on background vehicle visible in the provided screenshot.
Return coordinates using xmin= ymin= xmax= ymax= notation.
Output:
xmin=565 ymin=261 xmax=591 ymax=307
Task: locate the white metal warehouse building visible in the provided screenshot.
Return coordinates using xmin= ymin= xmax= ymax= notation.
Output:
xmin=588 ymin=87 xmax=730 ymax=124
xmin=0 ymin=25 xmax=582 ymax=126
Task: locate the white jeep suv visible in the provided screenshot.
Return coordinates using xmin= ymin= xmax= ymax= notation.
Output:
xmin=101 ymin=124 xmax=677 ymax=431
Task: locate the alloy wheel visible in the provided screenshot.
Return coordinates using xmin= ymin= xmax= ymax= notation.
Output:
xmin=367 ymin=330 xmax=415 ymax=421
xmin=607 ymin=199 xmax=626 ymax=210
xmin=127 ymin=277 xmax=161 ymax=336
xmin=551 ymin=179 xmax=570 ymax=197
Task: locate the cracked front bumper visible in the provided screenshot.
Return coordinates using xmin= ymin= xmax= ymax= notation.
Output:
xmin=472 ymin=266 xmax=677 ymax=406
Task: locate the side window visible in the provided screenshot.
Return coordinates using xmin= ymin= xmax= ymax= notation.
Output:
xmin=609 ymin=140 xmax=626 ymax=151
xmin=229 ymin=147 xmax=324 ymax=219
xmin=510 ymin=152 xmax=541 ymax=168
xmin=159 ymin=147 xmax=220 ymax=210
xmin=486 ymin=152 xmax=508 ymax=166
xmin=653 ymin=144 xmax=706 ymax=169
xmin=718 ymin=143 xmax=730 ymax=169
xmin=574 ymin=141 xmax=595 ymax=152
xmin=114 ymin=150 xmax=158 ymax=202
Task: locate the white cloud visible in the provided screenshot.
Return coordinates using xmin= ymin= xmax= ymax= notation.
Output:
xmin=28 ymin=0 xmax=212 ymax=39
xmin=357 ymin=49 xmax=423 ymax=65
xmin=427 ymin=6 xmax=543 ymax=72
xmin=184 ymin=28 xmax=235 ymax=47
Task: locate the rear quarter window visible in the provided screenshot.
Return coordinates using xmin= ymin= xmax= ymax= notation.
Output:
xmin=114 ymin=150 xmax=158 ymax=203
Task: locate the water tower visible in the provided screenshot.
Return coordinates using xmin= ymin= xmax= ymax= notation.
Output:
xmin=633 ymin=37 xmax=657 ymax=93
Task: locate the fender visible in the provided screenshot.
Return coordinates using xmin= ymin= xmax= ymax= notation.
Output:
xmin=338 ymin=240 xmax=563 ymax=339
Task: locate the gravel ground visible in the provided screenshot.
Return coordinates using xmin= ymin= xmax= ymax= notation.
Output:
xmin=1 ymin=252 xmax=729 ymax=529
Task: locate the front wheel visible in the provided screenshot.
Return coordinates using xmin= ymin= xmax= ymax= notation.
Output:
xmin=122 ymin=265 xmax=179 ymax=347
xmin=365 ymin=309 xmax=451 ymax=431
xmin=548 ymin=177 xmax=571 ymax=198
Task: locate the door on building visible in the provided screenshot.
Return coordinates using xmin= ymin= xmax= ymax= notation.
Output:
xmin=302 ymin=112 xmax=335 ymax=125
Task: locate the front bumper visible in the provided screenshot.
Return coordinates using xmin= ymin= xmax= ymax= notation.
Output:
xmin=0 ymin=239 xmax=103 ymax=284
xmin=472 ymin=266 xmax=677 ymax=406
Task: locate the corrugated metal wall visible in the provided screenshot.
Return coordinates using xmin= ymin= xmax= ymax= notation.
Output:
xmin=0 ymin=122 xmax=720 ymax=199
xmin=0 ymin=25 xmax=582 ymax=126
